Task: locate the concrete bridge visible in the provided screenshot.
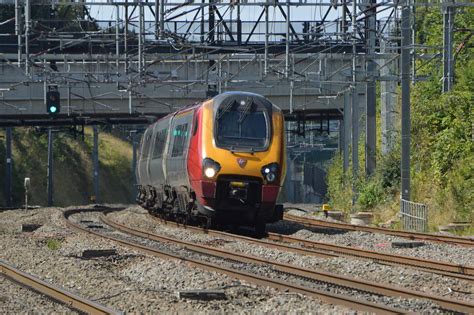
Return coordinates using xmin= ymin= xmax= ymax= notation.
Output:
xmin=0 ymin=52 xmax=375 ymax=116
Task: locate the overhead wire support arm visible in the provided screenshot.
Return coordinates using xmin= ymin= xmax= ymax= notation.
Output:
xmin=244 ymin=8 xmax=265 ymax=45
xmin=214 ymin=8 xmax=235 ymax=42
xmin=277 ymin=3 xmax=301 ymax=44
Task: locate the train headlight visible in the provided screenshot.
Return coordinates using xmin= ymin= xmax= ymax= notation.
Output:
xmin=204 ymin=167 xmax=216 ymax=178
xmin=261 ymin=163 xmax=279 ymax=183
xmin=203 ymin=158 xmax=221 ymax=179
xmin=265 ymin=172 xmax=276 ymax=182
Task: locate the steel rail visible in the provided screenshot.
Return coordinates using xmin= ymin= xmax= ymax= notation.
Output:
xmin=266 ymin=233 xmax=474 ymax=280
xmin=102 ymin=213 xmax=474 ymax=314
xmin=62 ymin=208 xmax=404 ymax=314
xmin=284 ymin=213 xmax=474 ymax=247
xmin=150 ymin=214 xmax=474 ymax=281
xmin=0 ymin=260 xmax=120 ymax=315
xmin=151 ymin=216 xmax=339 ymax=258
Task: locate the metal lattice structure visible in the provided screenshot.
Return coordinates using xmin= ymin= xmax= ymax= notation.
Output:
xmin=0 ymin=0 xmax=472 ymax=206
xmin=400 ymin=198 xmax=428 ymax=232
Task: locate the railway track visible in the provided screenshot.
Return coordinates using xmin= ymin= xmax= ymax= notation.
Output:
xmin=63 ymin=207 xmax=411 ymax=314
xmin=101 ymin=212 xmax=474 ymax=314
xmin=267 ymin=233 xmax=474 ymax=280
xmin=284 ymin=213 xmax=474 ymax=247
xmin=0 ymin=259 xmax=119 ymax=315
xmin=63 ymin=207 xmax=474 ymax=314
xmin=151 ymin=214 xmax=474 ymax=281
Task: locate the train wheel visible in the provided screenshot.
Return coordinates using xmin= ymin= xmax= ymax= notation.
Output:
xmin=204 ymin=217 xmax=212 ymax=229
xmin=255 ymin=222 xmax=266 ymax=238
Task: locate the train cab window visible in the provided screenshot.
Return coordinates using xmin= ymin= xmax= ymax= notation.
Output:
xmin=215 ymin=99 xmax=269 ymax=151
xmin=171 ymin=123 xmax=189 ymax=157
xmin=193 ymin=114 xmax=199 ymax=136
xmin=152 ymin=129 xmax=168 ymax=159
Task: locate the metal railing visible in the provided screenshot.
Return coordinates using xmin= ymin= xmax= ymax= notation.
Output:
xmin=400 ymin=199 xmax=428 ymax=232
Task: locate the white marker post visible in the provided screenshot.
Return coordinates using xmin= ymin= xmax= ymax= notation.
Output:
xmin=24 ymin=177 xmax=30 ymax=210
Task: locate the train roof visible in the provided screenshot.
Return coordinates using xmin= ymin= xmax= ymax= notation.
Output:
xmin=148 ymin=91 xmax=278 ymax=129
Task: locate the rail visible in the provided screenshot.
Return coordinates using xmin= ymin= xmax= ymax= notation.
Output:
xmin=150 ymin=213 xmax=474 ymax=279
xmin=284 ymin=213 xmax=474 ymax=247
xmin=0 ymin=259 xmax=120 ymax=315
xmin=63 ymin=207 xmax=405 ymax=314
xmin=102 ymin=212 xmax=474 ymax=313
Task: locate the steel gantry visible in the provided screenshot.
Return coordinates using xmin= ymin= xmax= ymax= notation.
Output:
xmin=0 ymin=0 xmax=472 ymax=205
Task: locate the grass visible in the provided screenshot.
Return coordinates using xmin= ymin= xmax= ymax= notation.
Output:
xmin=46 ymin=239 xmax=62 ymax=250
xmin=450 ymin=226 xmax=474 ymax=237
xmin=83 ymin=128 xmax=134 ymax=204
xmin=0 ymin=127 xmax=135 ymax=207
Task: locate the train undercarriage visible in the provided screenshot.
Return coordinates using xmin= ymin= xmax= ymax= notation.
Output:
xmin=136 ymin=184 xmax=282 ymax=236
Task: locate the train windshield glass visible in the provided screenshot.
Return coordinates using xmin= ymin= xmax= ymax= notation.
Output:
xmin=215 ymin=99 xmax=270 ymax=151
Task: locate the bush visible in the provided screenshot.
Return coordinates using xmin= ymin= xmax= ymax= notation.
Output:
xmin=357 ymin=179 xmax=385 ymax=211
xmin=326 ymin=155 xmax=353 ymax=213
xmin=378 ymin=143 xmax=401 ymax=190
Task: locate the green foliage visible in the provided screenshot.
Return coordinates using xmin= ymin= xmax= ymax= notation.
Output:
xmin=46 ymin=239 xmax=61 ymax=251
xmin=416 ymin=91 xmax=473 ymax=179
xmin=452 ymin=226 xmax=474 ymax=237
xmin=55 ymin=2 xmax=98 ymax=32
xmin=445 ymin=155 xmax=474 ymax=221
xmin=326 ymin=7 xmax=473 ymax=227
xmin=326 ymin=155 xmax=352 ymax=212
xmin=0 ymin=128 xmax=134 ymax=207
xmin=357 ymin=178 xmax=384 ymax=211
xmin=378 ymin=144 xmax=401 ymax=190
xmin=456 ymin=59 xmax=474 ymax=93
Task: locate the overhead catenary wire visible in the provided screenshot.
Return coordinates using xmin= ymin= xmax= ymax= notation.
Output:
xmin=1 ymin=0 xmax=450 ymax=113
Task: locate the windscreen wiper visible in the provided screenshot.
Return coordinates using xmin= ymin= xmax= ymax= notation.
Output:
xmin=217 ymin=98 xmax=235 ymax=120
xmin=238 ymin=96 xmax=253 ymax=123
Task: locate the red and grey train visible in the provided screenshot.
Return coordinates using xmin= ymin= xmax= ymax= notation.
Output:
xmin=136 ymin=92 xmax=287 ymax=233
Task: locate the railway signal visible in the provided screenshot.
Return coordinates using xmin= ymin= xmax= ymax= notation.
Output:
xmin=46 ymin=91 xmax=60 ymax=115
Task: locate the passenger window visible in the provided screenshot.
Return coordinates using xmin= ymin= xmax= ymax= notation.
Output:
xmin=171 ymin=123 xmax=189 ymax=157
xmin=141 ymin=132 xmax=152 ymax=160
xmin=152 ymin=129 xmax=168 ymax=159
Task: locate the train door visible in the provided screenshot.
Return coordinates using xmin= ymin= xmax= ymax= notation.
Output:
xmin=165 ymin=111 xmax=194 ymax=189
xmin=149 ymin=119 xmax=169 ymax=188
xmin=138 ymin=128 xmax=153 ymax=185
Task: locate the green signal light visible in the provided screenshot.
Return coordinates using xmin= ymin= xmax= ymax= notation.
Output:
xmin=49 ymin=106 xmax=57 ymax=113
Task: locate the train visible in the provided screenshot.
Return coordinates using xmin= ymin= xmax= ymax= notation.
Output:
xmin=136 ymin=92 xmax=286 ymax=234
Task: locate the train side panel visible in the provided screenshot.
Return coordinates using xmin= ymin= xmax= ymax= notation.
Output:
xmin=187 ymin=104 xmax=207 ymax=200
xmin=164 ymin=110 xmax=194 ymax=190
xmin=137 ymin=127 xmax=153 ymax=186
xmin=148 ymin=117 xmax=170 ymax=188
